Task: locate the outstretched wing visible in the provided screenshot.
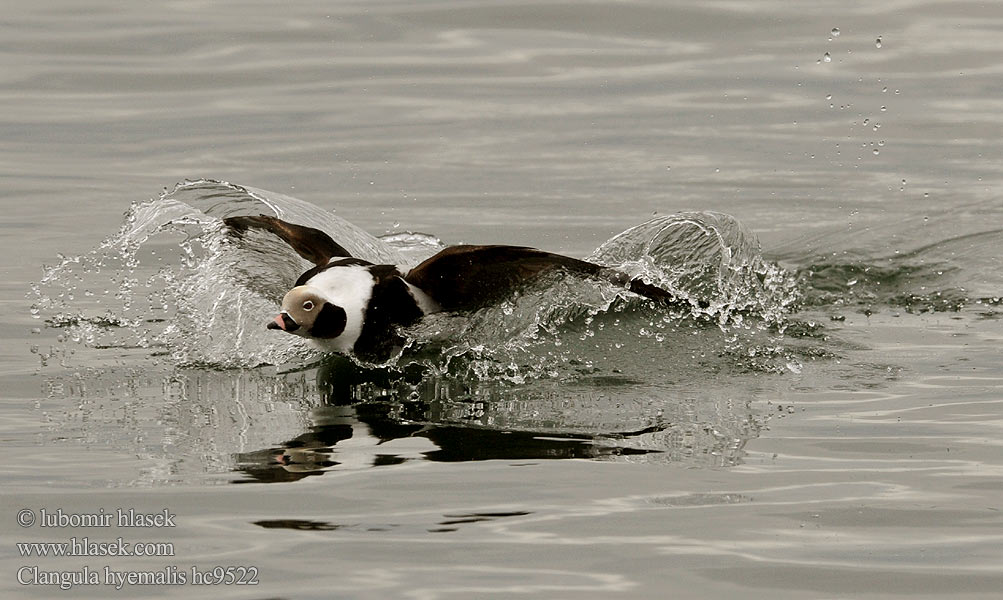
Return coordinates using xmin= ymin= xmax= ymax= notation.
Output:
xmin=223 ymin=214 xmax=352 ymax=266
xmin=405 ymin=244 xmax=690 ymax=311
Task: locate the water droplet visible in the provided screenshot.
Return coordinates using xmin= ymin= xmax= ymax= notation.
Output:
xmin=875 ymin=37 xmax=882 ymax=48
xmin=872 ymin=149 xmax=880 ymax=155
xmin=831 ymin=27 xmax=840 ymax=37
xmin=923 ymin=192 xmax=929 ymax=198
xmin=665 ymin=165 xmax=671 ymax=171
xmin=882 ymin=87 xmax=888 ymax=93
xmin=880 ymin=106 xmax=887 ymax=111
xmin=392 ymin=221 xmax=401 ymax=229
xmin=822 ymin=52 xmax=832 ymax=63
xmin=826 ymin=94 xmax=832 ymax=100
xmin=878 ymin=140 xmax=885 ymax=146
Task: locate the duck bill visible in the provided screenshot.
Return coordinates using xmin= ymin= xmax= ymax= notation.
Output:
xmin=267 ymin=312 xmax=299 ymax=332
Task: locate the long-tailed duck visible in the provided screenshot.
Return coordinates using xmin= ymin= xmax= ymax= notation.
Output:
xmin=225 ymin=215 xmax=682 ymax=361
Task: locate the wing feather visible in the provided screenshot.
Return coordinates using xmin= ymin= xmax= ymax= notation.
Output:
xmin=223 ymin=214 xmax=352 ymax=266
xmin=405 ymin=245 xmax=691 ymax=311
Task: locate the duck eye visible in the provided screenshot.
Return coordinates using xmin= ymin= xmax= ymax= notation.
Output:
xmin=302 ymin=300 xmax=315 ymax=311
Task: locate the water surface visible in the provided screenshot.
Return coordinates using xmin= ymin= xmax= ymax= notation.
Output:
xmin=2 ymin=1 xmax=1002 ymax=598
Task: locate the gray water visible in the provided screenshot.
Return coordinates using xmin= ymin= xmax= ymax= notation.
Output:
xmin=3 ymin=1 xmax=1002 ymax=598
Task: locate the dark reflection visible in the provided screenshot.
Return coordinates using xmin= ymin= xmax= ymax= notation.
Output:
xmin=423 ymin=426 xmax=658 ymax=462
xmin=428 ymin=511 xmax=534 ymax=533
xmin=228 ymin=356 xmax=741 ymax=484
xmin=438 ymin=511 xmax=532 ymax=525
xmin=251 ymin=511 xmax=532 ymax=534
xmin=253 ymin=519 xmax=341 ymax=531
xmin=231 ymin=399 xmax=662 ymax=484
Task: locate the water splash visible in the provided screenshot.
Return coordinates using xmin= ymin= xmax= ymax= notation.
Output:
xmin=392 ymin=212 xmax=802 ymax=382
xmin=589 ymin=212 xmax=799 ymax=327
xmin=30 ymin=183 xmax=800 ymax=377
xmin=30 ymin=180 xmax=404 ymax=368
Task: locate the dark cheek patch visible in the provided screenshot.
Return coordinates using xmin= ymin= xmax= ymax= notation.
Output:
xmin=310 ymin=303 xmax=347 ymax=339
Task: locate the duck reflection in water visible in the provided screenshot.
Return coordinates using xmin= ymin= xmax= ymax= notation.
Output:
xmin=231 ymin=357 xmax=665 ymax=484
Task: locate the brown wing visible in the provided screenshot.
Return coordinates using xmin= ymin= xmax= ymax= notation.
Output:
xmin=223 ymin=214 xmax=351 ymax=266
xmin=403 ymin=245 xmax=604 ymax=311
xmin=405 ymin=244 xmax=691 ymax=311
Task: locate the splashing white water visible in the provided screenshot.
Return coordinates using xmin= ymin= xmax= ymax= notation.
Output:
xmin=30 ymin=181 xmax=800 ymax=374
